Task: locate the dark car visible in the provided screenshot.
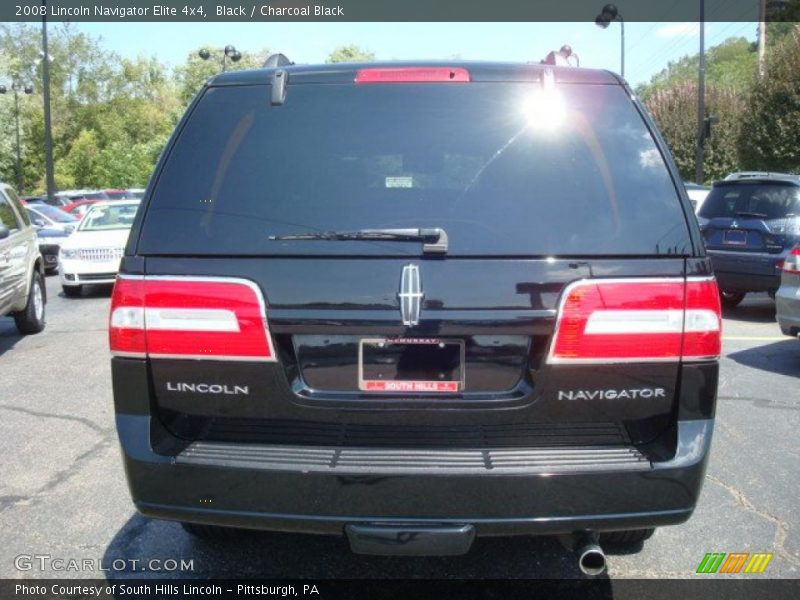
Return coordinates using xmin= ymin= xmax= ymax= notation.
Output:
xmin=25 ymin=203 xmax=79 ymax=233
xmin=35 ymin=226 xmax=70 ymax=274
xmin=109 ymin=62 xmax=721 ymax=573
xmin=697 ymin=173 xmax=800 ymax=307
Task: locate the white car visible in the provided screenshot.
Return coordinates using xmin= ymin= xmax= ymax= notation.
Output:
xmin=59 ymin=200 xmax=140 ymax=297
xmin=684 ymin=182 xmax=710 ymax=214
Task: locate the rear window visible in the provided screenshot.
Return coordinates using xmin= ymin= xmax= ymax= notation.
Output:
xmin=699 ymin=182 xmax=800 ymax=221
xmin=139 ymin=81 xmax=691 ymax=256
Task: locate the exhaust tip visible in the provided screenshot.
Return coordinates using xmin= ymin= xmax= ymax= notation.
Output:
xmin=578 ymin=544 xmax=607 ymax=576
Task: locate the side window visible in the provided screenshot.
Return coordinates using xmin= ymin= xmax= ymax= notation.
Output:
xmin=4 ymin=187 xmax=30 ymax=226
xmin=0 ymin=192 xmax=22 ymax=233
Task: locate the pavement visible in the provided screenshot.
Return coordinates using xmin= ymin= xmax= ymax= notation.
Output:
xmin=0 ymin=276 xmax=798 ymax=580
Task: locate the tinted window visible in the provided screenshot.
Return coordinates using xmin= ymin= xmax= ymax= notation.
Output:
xmin=699 ymin=183 xmax=800 ymax=221
xmin=141 ymin=83 xmax=690 ymax=256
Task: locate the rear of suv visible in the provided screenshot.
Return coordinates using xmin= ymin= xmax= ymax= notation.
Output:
xmin=110 ymin=62 xmax=721 ymax=566
xmin=697 ymin=173 xmax=800 ymax=307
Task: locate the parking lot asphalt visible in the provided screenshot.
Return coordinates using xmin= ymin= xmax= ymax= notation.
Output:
xmin=0 ymin=275 xmax=798 ymax=580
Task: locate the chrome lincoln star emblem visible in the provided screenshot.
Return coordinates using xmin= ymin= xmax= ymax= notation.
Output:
xmin=398 ymin=264 xmax=424 ymax=326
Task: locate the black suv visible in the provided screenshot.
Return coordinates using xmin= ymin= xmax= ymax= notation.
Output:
xmin=110 ymin=62 xmax=721 ymax=571
xmin=697 ymin=172 xmax=800 ymax=307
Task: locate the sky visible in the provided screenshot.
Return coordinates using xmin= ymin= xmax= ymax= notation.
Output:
xmin=76 ymin=21 xmax=758 ymax=87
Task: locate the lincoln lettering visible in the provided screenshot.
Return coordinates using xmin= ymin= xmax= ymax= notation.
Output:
xmin=166 ymin=382 xmax=249 ymax=395
xmin=558 ymin=388 xmax=666 ymax=401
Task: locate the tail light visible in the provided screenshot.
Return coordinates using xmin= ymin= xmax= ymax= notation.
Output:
xmin=548 ymin=277 xmax=721 ymax=364
xmin=109 ymin=276 xmax=275 ymax=361
xmin=782 ymin=246 xmax=800 ymax=274
xmin=355 ymin=67 xmax=470 ymax=84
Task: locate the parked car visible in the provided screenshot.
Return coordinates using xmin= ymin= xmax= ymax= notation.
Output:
xmin=109 ymin=61 xmax=722 ymax=571
xmin=0 ymin=182 xmax=46 ymax=334
xmin=46 ymin=190 xmax=110 ymax=210
xmin=25 ymin=203 xmax=79 ymax=233
xmin=64 ymin=199 xmax=101 ymax=218
xmin=697 ymin=173 xmax=800 ymax=307
xmin=59 ymin=200 xmax=139 ymax=297
xmin=684 ymin=181 xmax=710 ymax=213
xmin=776 ymin=245 xmax=800 ymax=338
xmin=35 ymin=226 xmax=70 ymax=274
xmin=39 ymin=195 xmax=73 ymax=209
xmin=126 ymin=188 xmax=145 ymax=199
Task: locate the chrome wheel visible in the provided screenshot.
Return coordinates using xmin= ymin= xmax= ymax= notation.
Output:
xmin=33 ymin=279 xmax=44 ymax=321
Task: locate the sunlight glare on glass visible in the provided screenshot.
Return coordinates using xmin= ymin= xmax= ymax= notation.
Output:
xmin=522 ymin=89 xmax=566 ymax=131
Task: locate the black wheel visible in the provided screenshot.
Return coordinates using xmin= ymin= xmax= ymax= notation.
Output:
xmin=14 ymin=271 xmax=46 ymax=335
xmin=62 ymin=284 xmax=82 ymax=298
xmin=180 ymin=522 xmax=244 ymax=541
xmin=720 ymin=291 xmax=745 ymax=308
xmin=600 ymin=528 xmax=655 ymax=545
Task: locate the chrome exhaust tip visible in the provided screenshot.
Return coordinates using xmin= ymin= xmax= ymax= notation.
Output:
xmin=577 ymin=542 xmax=607 ymax=576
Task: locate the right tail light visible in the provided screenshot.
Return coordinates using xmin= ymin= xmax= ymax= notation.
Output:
xmin=548 ymin=276 xmax=722 ymax=364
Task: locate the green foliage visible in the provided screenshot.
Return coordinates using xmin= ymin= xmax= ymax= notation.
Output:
xmin=325 ymin=45 xmax=375 ymax=64
xmin=174 ymin=46 xmax=267 ymax=105
xmin=738 ymin=27 xmax=800 ymax=173
xmin=0 ymin=24 xmax=271 ymax=193
xmin=636 ymin=37 xmax=757 ymax=99
xmin=644 ymin=83 xmax=745 ymax=183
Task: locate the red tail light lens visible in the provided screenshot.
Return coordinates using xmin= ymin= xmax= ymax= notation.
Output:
xmin=782 ymin=246 xmax=800 ymax=274
xmin=355 ymin=67 xmax=470 ymax=84
xmin=548 ymin=277 xmax=721 ymax=364
xmin=109 ymin=276 xmax=275 ymax=362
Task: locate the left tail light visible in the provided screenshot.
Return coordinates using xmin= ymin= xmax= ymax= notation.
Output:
xmin=782 ymin=246 xmax=800 ymax=274
xmin=109 ymin=276 xmax=276 ymax=361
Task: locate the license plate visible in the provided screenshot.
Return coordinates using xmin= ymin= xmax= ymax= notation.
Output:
xmin=723 ymin=229 xmax=747 ymax=245
xmin=358 ymin=338 xmax=464 ymax=393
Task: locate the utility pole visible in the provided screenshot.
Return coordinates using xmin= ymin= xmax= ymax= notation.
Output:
xmin=695 ymin=0 xmax=706 ymax=185
xmin=41 ymin=0 xmax=56 ymax=202
xmin=758 ymin=0 xmax=767 ymax=78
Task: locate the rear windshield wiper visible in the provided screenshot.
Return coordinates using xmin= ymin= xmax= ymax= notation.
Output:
xmin=269 ymin=227 xmax=449 ymax=254
xmin=734 ymin=211 xmax=768 ymax=219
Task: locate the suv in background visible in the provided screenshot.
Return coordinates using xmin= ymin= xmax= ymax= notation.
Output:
xmin=109 ymin=62 xmax=721 ymax=572
xmin=0 ymin=182 xmax=46 ymax=334
xmin=697 ymin=173 xmax=800 ymax=307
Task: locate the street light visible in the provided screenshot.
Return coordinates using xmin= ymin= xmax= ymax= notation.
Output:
xmin=595 ymin=3 xmax=625 ymax=78
xmin=41 ymin=0 xmax=56 ymax=203
xmin=0 ymin=81 xmax=35 ymax=192
xmin=198 ymin=45 xmax=242 ymax=72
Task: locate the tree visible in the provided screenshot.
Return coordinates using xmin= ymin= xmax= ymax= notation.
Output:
xmin=645 ymin=83 xmax=745 ymax=183
xmin=738 ymin=27 xmax=800 ymax=173
xmin=175 ymin=46 xmax=267 ymax=105
xmin=636 ymin=37 xmax=757 ymax=100
xmin=325 ymin=45 xmax=375 ymax=64
xmin=0 ymin=23 xmax=187 ymax=192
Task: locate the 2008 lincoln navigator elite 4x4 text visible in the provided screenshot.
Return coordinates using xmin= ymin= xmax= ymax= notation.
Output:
xmin=109 ymin=61 xmax=721 ymax=573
